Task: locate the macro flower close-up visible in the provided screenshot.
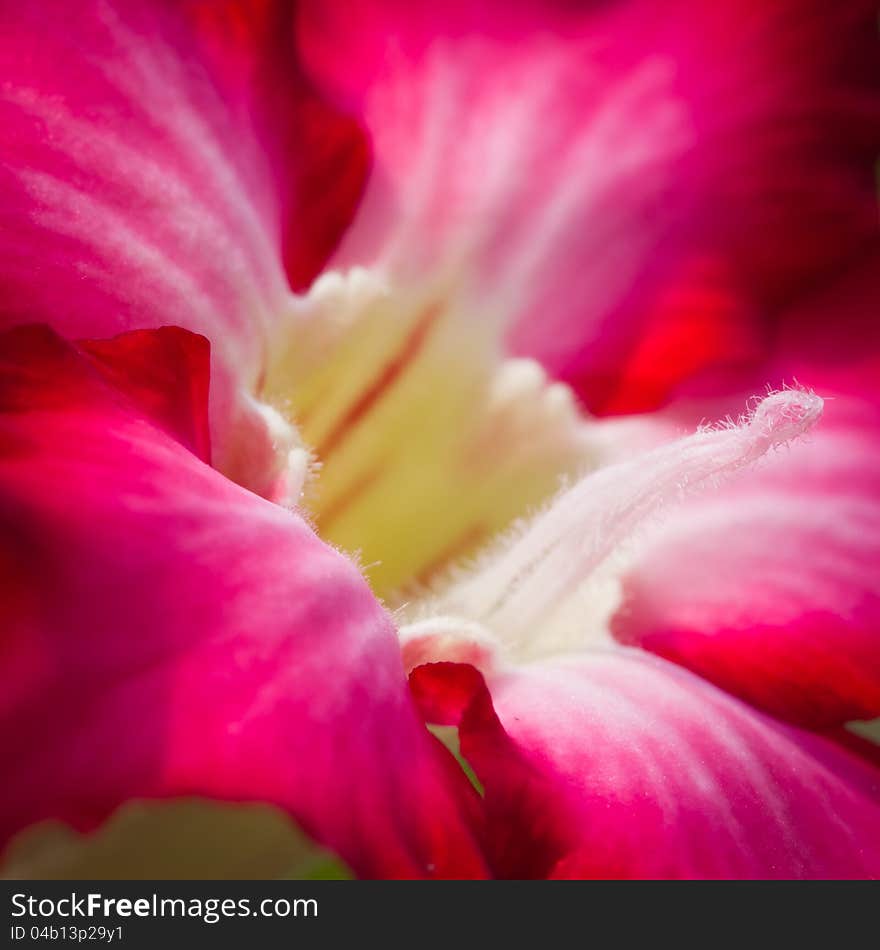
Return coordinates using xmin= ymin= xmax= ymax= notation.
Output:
xmin=1 ymin=0 xmax=879 ymax=881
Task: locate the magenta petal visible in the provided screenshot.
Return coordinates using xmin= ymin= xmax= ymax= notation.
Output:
xmin=80 ymin=326 xmax=213 ymax=464
xmin=0 ymin=325 xmax=486 ymax=879
xmin=297 ymin=0 xmax=879 ymax=413
xmin=613 ymin=395 xmax=880 ymax=728
xmin=0 ymin=1 xmax=367 ymax=486
xmin=773 ymin=249 xmax=880 ymax=405
xmin=413 ymin=653 xmax=880 ymax=879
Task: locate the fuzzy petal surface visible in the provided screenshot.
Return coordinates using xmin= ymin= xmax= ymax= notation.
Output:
xmin=0 ymin=324 xmax=486 ymax=879
xmin=411 ymin=654 xmax=880 ymax=878
xmin=298 ymin=0 xmax=879 ymax=412
xmin=0 ymin=0 xmax=368 ymax=492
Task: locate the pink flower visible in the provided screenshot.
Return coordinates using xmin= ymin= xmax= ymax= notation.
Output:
xmin=0 ymin=323 xmax=487 ymax=879
xmin=1 ymin=0 xmax=879 ymax=878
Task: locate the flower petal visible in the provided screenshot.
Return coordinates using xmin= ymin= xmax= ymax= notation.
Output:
xmin=0 ymin=325 xmax=486 ymax=879
xmin=773 ymin=249 xmax=880 ymax=405
xmin=411 ymin=652 xmax=880 ymax=878
xmin=297 ymin=0 xmax=879 ymax=412
xmin=0 ymin=0 xmax=367 ymax=493
xmin=264 ymin=268 xmax=658 ymax=598
xmin=402 ymin=390 xmax=823 ymax=670
xmin=613 ymin=393 xmax=880 ymax=728
xmin=656 ymin=247 xmax=880 ymax=425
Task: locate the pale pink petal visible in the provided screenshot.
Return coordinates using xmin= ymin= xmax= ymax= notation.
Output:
xmin=613 ymin=393 xmax=880 ymax=728
xmin=297 ymin=0 xmax=879 ymax=412
xmin=0 ymin=325 xmax=486 ymax=879
xmin=403 ymin=383 xmax=880 ymax=876
xmin=411 ymin=653 xmax=880 ymax=878
xmin=402 ymin=390 xmax=823 ymax=674
xmin=0 ymin=0 xmax=367 ymax=492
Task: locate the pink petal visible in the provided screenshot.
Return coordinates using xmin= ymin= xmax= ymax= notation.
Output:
xmin=0 ymin=325 xmax=486 ymax=879
xmin=80 ymin=327 xmax=213 ymax=463
xmin=402 ymin=390 xmax=823 ymax=675
xmin=297 ymin=0 xmax=879 ymax=413
xmin=0 ymin=1 xmax=367 ymax=490
xmin=773 ymin=249 xmax=880 ymax=405
xmin=658 ymin=247 xmax=880 ymax=421
xmin=411 ymin=653 xmax=880 ymax=879
xmin=613 ymin=394 xmax=880 ymax=728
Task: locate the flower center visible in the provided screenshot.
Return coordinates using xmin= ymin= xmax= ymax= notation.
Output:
xmin=260 ymin=268 xmax=606 ymax=600
xmin=400 ymin=389 xmax=824 ymax=673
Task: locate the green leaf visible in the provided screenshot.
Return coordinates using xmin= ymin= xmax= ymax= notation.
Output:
xmin=1 ymin=798 xmax=352 ymax=880
xmin=429 ymin=724 xmax=484 ymax=796
xmin=848 ymin=718 xmax=880 ymax=746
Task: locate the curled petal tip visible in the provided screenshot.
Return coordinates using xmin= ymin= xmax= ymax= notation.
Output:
xmin=416 ymin=387 xmax=829 ymax=661
xmin=748 ymin=390 xmax=824 ymax=452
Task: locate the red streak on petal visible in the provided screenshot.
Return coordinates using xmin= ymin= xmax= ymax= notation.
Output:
xmin=414 ymin=525 xmax=489 ymax=589
xmin=317 ymin=467 xmax=383 ymax=532
xmin=315 ymin=303 xmax=442 ymax=458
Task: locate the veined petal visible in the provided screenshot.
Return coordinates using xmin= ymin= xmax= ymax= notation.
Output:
xmin=613 ymin=393 xmax=880 ymax=728
xmin=264 ymin=267 xmax=657 ymax=598
xmin=297 ymin=0 xmax=879 ymax=412
xmin=402 ymin=390 xmax=823 ymax=669
xmin=607 ymin=252 xmax=880 ymax=728
xmin=0 ymin=0 xmax=367 ymax=496
xmin=411 ymin=652 xmax=880 ymax=878
xmin=0 ymin=325 xmax=486 ymax=879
